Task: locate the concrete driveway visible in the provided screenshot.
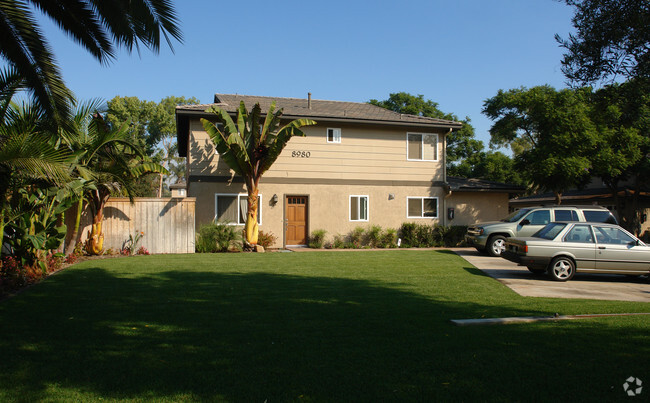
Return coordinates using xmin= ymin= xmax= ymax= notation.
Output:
xmin=453 ymin=248 xmax=650 ymax=303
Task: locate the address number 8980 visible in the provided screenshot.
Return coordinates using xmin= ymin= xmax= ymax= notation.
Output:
xmin=291 ymin=151 xmax=311 ymax=158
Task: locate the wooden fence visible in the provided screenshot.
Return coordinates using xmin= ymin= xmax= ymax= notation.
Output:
xmin=69 ymin=197 xmax=196 ymax=254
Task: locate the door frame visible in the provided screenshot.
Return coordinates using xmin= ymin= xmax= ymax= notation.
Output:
xmin=284 ymin=194 xmax=309 ymax=247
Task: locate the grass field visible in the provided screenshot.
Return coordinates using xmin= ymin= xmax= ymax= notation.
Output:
xmin=0 ymin=250 xmax=648 ymax=402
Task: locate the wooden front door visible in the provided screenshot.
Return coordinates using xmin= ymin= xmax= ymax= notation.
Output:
xmin=286 ymin=196 xmax=308 ymax=245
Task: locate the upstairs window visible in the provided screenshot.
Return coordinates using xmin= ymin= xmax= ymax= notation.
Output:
xmin=407 ymin=133 xmax=438 ymax=161
xmin=327 ymin=128 xmax=341 ymax=143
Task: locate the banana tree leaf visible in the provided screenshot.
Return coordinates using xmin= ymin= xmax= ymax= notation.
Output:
xmin=260 ymin=119 xmax=316 ymax=176
xmin=201 ymin=118 xmax=244 ymax=176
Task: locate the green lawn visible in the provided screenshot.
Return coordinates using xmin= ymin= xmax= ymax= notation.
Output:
xmin=0 ymin=250 xmax=648 ymax=402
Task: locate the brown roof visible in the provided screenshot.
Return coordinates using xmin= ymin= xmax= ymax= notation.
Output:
xmin=175 ymin=93 xmax=463 ymax=157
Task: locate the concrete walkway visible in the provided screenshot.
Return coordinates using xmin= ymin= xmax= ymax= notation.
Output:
xmin=452 ymin=248 xmax=650 ymax=303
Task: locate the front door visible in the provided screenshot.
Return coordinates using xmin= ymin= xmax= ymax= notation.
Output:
xmin=286 ymin=196 xmax=308 ymax=246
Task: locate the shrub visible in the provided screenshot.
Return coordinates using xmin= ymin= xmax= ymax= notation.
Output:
xmin=64 ymin=254 xmax=78 ymax=264
xmin=136 ymin=246 xmax=151 ymax=255
xmin=257 ymin=231 xmax=278 ymax=249
xmin=309 ymin=229 xmax=327 ymax=249
xmin=46 ymin=253 xmax=64 ymax=272
xmin=332 ymin=234 xmax=345 ymax=249
xmin=381 ymin=228 xmax=398 ymax=248
xmin=350 ymin=226 xmax=365 ymax=248
xmin=196 ymin=222 xmax=242 ymax=253
xmin=366 ymin=225 xmax=383 ymax=248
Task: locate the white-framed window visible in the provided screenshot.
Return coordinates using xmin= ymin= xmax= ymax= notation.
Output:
xmin=407 ymin=197 xmax=438 ymax=218
xmin=215 ymin=193 xmax=262 ymax=225
xmin=349 ymin=195 xmax=369 ymax=222
xmin=327 ymin=128 xmax=341 ymax=143
xmin=407 ymin=133 xmax=438 ymax=161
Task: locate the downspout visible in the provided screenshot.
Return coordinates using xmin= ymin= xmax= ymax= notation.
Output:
xmin=442 ymin=128 xmax=452 ymax=226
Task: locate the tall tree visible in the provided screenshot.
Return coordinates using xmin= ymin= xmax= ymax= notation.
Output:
xmin=0 ymin=0 xmax=182 ymax=123
xmin=589 ymin=78 xmax=650 ymax=232
xmin=106 ymin=95 xmax=199 ymax=196
xmin=556 ymin=0 xmax=650 ymax=85
xmin=483 ymin=86 xmax=597 ymax=203
xmin=369 ymin=92 xmax=483 ymax=168
xmin=201 ymin=102 xmax=316 ymax=247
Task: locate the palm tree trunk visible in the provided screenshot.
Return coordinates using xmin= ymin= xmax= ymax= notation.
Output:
xmin=85 ymin=192 xmax=106 ymax=255
xmin=554 ymin=191 xmax=562 ymax=205
xmin=64 ymin=197 xmax=84 ymax=255
xmin=245 ymin=187 xmax=259 ymax=246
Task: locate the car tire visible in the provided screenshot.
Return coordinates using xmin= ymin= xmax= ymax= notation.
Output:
xmin=487 ymin=235 xmax=506 ymax=257
xmin=527 ymin=266 xmax=546 ymax=274
xmin=548 ymin=256 xmax=575 ymax=281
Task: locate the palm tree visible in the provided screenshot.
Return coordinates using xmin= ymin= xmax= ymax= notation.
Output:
xmin=201 ymin=102 xmax=316 ymax=246
xmin=0 ymin=0 xmax=182 ymax=123
xmin=0 ymin=98 xmax=73 ymax=255
xmin=64 ymin=113 xmax=168 ymax=255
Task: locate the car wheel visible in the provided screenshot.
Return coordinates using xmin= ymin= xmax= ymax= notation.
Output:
xmin=527 ymin=266 xmax=546 ymax=274
xmin=548 ymin=256 xmax=575 ymax=281
xmin=487 ymin=235 xmax=506 ymax=257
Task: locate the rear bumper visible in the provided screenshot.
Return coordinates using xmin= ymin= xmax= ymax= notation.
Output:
xmin=502 ymin=251 xmax=550 ymax=269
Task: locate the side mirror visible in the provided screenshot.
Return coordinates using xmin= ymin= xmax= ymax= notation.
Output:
xmin=520 ymin=219 xmax=530 ymax=226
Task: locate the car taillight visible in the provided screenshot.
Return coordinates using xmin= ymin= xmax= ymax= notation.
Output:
xmin=522 ymin=245 xmax=528 ymax=253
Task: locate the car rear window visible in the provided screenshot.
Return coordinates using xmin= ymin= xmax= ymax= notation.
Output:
xmin=555 ymin=209 xmax=579 ymax=221
xmin=533 ymin=223 xmax=567 ymax=240
xmin=583 ymin=210 xmax=618 ymax=224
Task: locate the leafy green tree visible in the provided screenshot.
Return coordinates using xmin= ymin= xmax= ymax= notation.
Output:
xmin=201 ymin=102 xmax=316 ymax=246
xmin=369 ymin=92 xmax=483 ymax=167
xmin=106 ymin=95 xmax=199 ymax=196
xmin=588 ymin=78 xmax=650 ymax=232
xmin=483 ymin=86 xmax=597 ymax=203
xmin=556 ymin=0 xmax=650 ymax=85
xmin=0 ymin=0 xmax=182 ymax=124
xmin=449 ymin=151 xmax=523 ymax=185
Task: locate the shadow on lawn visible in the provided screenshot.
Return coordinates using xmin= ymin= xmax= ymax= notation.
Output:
xmin=0 ymin=264 xmax=648 ymax=402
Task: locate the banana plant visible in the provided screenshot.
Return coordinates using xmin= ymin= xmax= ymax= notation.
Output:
xmin=201 ymin=101 xmax=316 ymax=246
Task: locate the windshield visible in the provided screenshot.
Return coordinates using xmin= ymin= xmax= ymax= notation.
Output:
xmin=533 ymin=223 xmax=567 ymax=240
xmin=501 ymin=208 xmax=531 ymax=223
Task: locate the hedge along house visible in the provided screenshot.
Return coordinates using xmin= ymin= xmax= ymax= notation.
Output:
xmin=176 ymin=94 xmax=515 ymax=248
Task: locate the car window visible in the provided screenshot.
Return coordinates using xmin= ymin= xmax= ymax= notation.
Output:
xmin=593 ymin=226 xmax=636 ymax=245
xmin=555 ymin=209 xmax=579 ymax=221
xmin=583 ymin=210 xmax=618 ymax=224
xmin=564 ymin=224 xmax=594 ymax=243
xmin=533 ymin=223 xmax=566 ymax=240
xmin=502 ymin=208 xmax=531 ymax=223
xmin=523 ymin=210 xmax=550 ymax=225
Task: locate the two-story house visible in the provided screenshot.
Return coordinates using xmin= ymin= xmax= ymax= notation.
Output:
xmin=175 ymin=94 xmax=519 ymax=248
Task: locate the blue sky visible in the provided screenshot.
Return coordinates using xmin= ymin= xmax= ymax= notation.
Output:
xmin=40 ymin=0 xmax=576 ymax=147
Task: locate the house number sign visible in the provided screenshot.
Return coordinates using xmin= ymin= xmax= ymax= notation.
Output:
xmin=291 ymin=151 xmax=311 ymax=158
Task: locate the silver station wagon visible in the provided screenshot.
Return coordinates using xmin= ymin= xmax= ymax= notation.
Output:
xmin=502 ymin=222 xmax=650 ymax=281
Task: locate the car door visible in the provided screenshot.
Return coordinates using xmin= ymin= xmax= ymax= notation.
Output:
xmin=561 ymin=224 xmax=596 ymax=269
xmin=516 ymin=209 xmax=550 ymax=237
xmin=593 ymin=225 xmax=650 ymax=273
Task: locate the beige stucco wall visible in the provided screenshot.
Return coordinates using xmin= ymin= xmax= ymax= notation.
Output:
xmin=190 ymin=180 xmax=447 ymax=248
xmin=446 ymin=192 xmax=510 ymax=226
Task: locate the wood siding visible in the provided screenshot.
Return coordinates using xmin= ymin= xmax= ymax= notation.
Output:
xmin=188 ymin=121 xmax=445 ymax=183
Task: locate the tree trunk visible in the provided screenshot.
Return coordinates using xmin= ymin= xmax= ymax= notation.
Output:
xmin=64 ymin=198 xmax=84 ymax=255
xmin=554 ymin=191 xmax=562 ymax=205
xmin=85 ymin=192 xmax=106 ymax=255
xmin=244 ymin=187 xmax=259 ymax=246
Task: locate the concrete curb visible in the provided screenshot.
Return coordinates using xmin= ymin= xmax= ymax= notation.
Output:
xmin=451 ymin=312 xmax=650 ymax=326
